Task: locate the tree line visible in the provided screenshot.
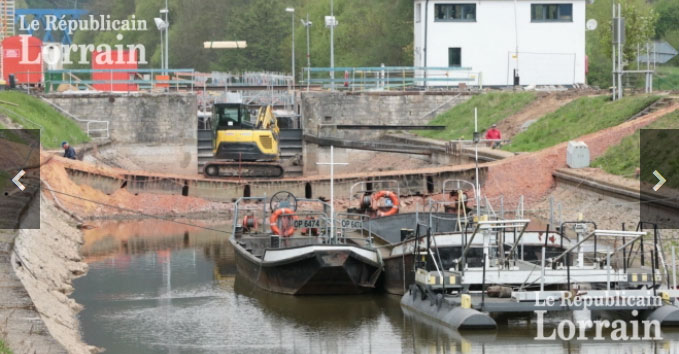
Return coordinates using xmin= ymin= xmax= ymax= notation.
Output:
xmin=18 ymin=0 xmax=679 ymax=88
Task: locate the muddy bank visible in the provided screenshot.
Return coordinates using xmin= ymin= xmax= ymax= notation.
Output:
xmin=0 ymin=230 xmax=65 ymax=353
xmin=6 ymin=195 xmax=98 ymax=354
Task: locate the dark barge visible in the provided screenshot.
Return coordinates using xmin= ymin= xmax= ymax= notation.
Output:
xmin=231 ymin=193 xmax=382 ymax=295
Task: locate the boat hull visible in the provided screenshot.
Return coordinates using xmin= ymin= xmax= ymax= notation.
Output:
xmin=383 ymin=253 xmax=415 ymax=295
xmin=232 ymin=240 xmax=382 ymax=295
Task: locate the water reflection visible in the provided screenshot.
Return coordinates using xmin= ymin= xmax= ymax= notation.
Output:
xmin=73 ymin=219 xmax=679 ymax=354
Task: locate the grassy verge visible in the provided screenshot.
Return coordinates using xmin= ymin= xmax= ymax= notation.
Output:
xmin=503 ymin=95 xmax=660 ymax=152
xmin=592 ymin=110 xmax=679 ymax=188
xmin=653 ymin=66 xmax=679 ymax=91
xmin=0 ymin=91 xmax=89 ymax=149
xmin=0 ymin=339 xmax=12 ymax=354
xmin=416 ymin=92 xmax=537 ymax=140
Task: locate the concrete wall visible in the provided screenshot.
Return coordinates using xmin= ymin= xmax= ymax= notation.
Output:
xmin=414 ymin=0 xmax=587 ymax=86
xmin=64 ymin=164 xmax=486 ymax=204
xmin=299 ymin=91 xmax=470 ymax=175
xmin=46 ymin=93 xmax=198 ymax=175
xmin=300 ymin=91 xmax=470 ymax=139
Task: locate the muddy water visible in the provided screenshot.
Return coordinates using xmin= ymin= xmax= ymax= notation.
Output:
xmin=72 ymin=220 xmax=679 ymax=354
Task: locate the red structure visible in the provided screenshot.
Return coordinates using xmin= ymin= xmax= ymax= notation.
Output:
xmin=92 ymin=50 xmax=138 ymax=92
xmin=1 ymin=35 xmax=43 ymax=84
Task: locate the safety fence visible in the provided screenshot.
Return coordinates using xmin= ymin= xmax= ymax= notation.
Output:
xmin=16 ymin=69 xmax=295 ymax=93
xmin=303 ymin=66 xmax=482 ymax=91
xmin=15 ymin=67 xmax=480 ymax=93
xmin=39 ymin=68 xmax=196 ymax=93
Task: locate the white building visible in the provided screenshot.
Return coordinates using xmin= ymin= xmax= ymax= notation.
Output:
xmin=413 ymin=0 xmax=587 ymax=87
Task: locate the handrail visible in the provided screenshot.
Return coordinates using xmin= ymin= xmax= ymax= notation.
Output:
xmin=551 ymin=229 xmax=647 ymax=263
xmin=307 ymin=66 xmax=474 ymax=72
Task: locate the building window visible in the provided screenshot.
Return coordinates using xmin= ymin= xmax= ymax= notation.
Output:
xmin=416 ymin=3 xmax=422 ymax=22
xmin=448 ymin=48 xmax=461 ymax=67
xmin=531 ymin=4 xmax=573 ymax=22
xmin=435 ymin=4 xmax=476 ymax=21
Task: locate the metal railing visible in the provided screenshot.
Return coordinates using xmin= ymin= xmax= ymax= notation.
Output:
xmin=303 ymin=66 xmax=482 ymax=91
xmin=189 ymin=71 xmax=293 ymax=88
xmin=41 ymin=68 xmax=196 ymax=92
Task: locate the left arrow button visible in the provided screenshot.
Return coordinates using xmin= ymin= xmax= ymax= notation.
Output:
xmin=12 ymin=170 xmax=26 ymax=191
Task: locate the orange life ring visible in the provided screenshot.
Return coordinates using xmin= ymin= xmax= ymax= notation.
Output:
xmin=270 ymin=208 xmax=298 ymax=237
xmin=372 ymin=190 xmax=400 ymax=217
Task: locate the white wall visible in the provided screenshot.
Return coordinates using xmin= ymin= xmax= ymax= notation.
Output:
xmin=414 ymin=0 xmax=586 ymax=86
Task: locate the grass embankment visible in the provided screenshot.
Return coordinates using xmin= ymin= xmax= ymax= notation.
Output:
xmin=592 ymin=110 xmax=679 ymax=189
xmin=0 ymin=339 xmax=11 ymax=354
xmin=417 ymin=92 xmax=537 ymax=140
xmin=0 ymin=91 xmax=89 ymax=149
xmin=503 ymin=95 xmax=660 ymax=152
xmin=653 ymin=66 xmax=679 ymax=91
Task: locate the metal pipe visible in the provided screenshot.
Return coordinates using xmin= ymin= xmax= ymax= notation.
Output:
xmin=290 ymin=10 xmax=295 ymax=88
xmin=540 ymin=246 xmax=545 ymax=292
xmin=640 ymin=222 xmax=645 ymax=266
xmin=652 ymin=250 xmax=657 ymax=296
xmin=423 ymin=0 xmax=429 ymax=89
xmin=617 ymin=3 xmax=622 ymax=99
xmin=566 ymin=251 xmax=571 ymax=291
xmin=481 ymin=256 xmax=487 ymax=309
xmin=611 ymin=2 xmax=616 ymax=100
xmin=672 ymin=246 xmax=676 ymax=289
xmin=330 ymin=0 xmax=335 ymax=91
xmin=606 ymin=252 xmax=611 ymax=290
xmin=654 ymin=224 xmax=659 ymax=270
xmin=304 ymin=13 xmax=311 ymax=91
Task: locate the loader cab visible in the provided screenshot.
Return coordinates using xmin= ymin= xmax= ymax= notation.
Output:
xmin=213 ymin=103 xmax=254 ymax=132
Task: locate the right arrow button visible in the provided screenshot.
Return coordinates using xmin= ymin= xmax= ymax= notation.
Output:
xmin=653 ymin=170 xmax=666 ymax=192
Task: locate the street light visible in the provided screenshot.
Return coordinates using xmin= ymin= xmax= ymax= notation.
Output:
xmin=325 ymin=0 xmax=338 ymax=91
xmin=301 ymin=14 xmax=312 ymax=90
xmin=153 ymin=17 xmax=167 ymax=73
xmin=160 ymin=3 xmax=169 ymax=74
xmin=285 ymin=7 xmax=295 ymax=88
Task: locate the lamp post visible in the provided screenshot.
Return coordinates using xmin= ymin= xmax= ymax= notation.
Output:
xmin=153 ymin=17 xmax=168 ymax=73
xmin=325 ymin=0 xmax=337 ymax=91
xmin=161 ymin=1 xmax=169 ymax=74
xmin=285 ymin=7 xmax=295 ymax=88
xmin=301 ymin=14 xmax=312 ymax=90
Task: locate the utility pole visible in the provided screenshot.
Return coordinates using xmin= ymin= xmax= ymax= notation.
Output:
xmin=617 ymin=3 xmax=622 ymax=100
xmin=328 ymin=0 xmax=336 ymax=91
xmin=161 ymin=0 xmax=169 ymax=74
xmin=286 ymin=8 xmax=295 ymax=88
xmin=301 ymin=14 xmax=312 ymax=91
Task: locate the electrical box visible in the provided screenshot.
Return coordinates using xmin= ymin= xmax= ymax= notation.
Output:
xmin=566 ymin=141 xmax=590 ymax=169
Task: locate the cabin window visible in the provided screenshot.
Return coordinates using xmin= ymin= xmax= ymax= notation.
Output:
xmin=448 ymin=48 xmax=461 ymax=67
xmin=434 ymin=4 xmax=476 ymax=21
xmin=531 ymin=4 xmax=573 ymax=22
xmin=416 ymin=3 xmax=422 ymax=22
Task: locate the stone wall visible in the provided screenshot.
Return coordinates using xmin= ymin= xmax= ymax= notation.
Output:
xmin=299 ymin=91 xmax=472 ymax=140
xmin=45 ymin=93 xmax=198 ymax=175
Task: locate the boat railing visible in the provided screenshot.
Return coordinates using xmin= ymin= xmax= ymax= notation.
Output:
xmin=348 ymin=180 xmax=400 ymax=203
xmin=335 ymin=212 xmax=374 ymax=247
xmin=459 ymin=219 xmax=530 ymax=272
xmin=233 ymin=197 xmax=269 ymax=235
xmin=548 ymin=228 xmax=663 ymax=291
xmin=234 ymin=196 xmax=336 ymax=237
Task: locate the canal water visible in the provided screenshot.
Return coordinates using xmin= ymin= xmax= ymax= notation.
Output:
xmin=73 ymin=220 xmax=679 ymax=354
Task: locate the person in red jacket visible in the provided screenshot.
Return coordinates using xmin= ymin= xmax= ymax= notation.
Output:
xmin=485 ymin=124 xmax=502 ymax=148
